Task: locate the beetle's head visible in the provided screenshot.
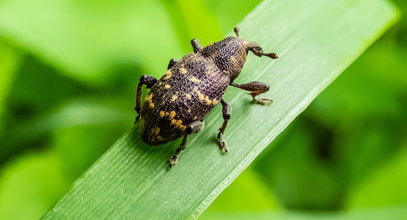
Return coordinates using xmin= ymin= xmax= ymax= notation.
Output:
xmin=200 ymin=27 xmax=278 ymax=81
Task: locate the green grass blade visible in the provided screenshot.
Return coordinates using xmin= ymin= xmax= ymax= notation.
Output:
xmin=42 ymin=0 xmax=398 ymax=219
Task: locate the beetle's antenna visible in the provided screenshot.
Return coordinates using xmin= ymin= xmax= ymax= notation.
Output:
xmin=233 ymin=27 xmax=240 ymax=37
xmin=251 ymin=47 xmax=278 ymax=59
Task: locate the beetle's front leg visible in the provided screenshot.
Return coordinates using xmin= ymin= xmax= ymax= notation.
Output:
xmin=217 ymin=99 xmax=231 ymax=153
xmin=231 ymin=81 xmax=272 ymax=105
xmin=135 ymin=75 xmax=157 ymax=122
xmin=168 ymin=120 xmax=204 ymax=168
xmin=191 ymin=38 xmax=203 ymax=53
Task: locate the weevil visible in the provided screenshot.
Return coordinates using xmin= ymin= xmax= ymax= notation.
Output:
xmin=135 ymin=27 xmax=278 ymax=168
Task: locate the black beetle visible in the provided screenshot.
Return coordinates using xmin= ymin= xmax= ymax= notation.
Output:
xmin=135 ymin=27 xmax=277 ymax=167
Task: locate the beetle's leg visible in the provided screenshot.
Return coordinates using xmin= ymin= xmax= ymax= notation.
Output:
xmin=249 ymin=47 xmax=278 ymax=59
xmin=135 ymin=75 xmax=157 ymax=122
xmin=191 ymin=38 xmax=203 ymax=53
xmin=167 ymin=58 xmax=178 ymax=70
xmin=217 ymin=99 xmax=231 ymax=153
xmin=168 ymin=120 xmax=204 ymax=168
xmin=231 ymin=81 xmax=272 ymax=105
xmin=234 ymin=27 xmax=240 ymax=37
xmin=168 ymin=134 xmax=188 ymax=168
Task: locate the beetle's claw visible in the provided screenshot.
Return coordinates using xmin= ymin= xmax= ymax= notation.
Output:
xmin=253 ymin=97 xmax=273 ymax=106
xmin=264 ymin=53 xmax=278 ymax=59
xmin=222 ymin=145 xmax=229 ymax=154
xmin=168 ymin=155 xmax=178 ymax=168
xmin=218 ymin=139 xmax=229 ymax=154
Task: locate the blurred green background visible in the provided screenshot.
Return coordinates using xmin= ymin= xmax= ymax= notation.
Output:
xmin=0 ymin=0 xmax=406 ymax=219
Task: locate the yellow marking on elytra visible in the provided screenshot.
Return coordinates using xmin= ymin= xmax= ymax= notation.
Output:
xmin=185 ymin=93 xmax=192 ymax=100
xmin=212 ymin=99 xmax=219 ymax=105
xmin=198 ymin=93 xmax=205 ymax=101
xmin=164 ymin=70 xmax=172 ymax=79
xmin=170 ymin=117 xmax=184 ymax=131
xmin=189 ymin=76 xmax=201 ymax=83
xmin=179 ymin=67 xmax=188 ymax=74
xmin=165 ymin=112 xmax=170 ymax=117
xmin=154 ymin=127 xmax=160 ymax=136
xmin=230 ymin=56 xmax=239 ymax=64
xmin=195 ymin=89 xmax=205 ymax=101
xmin=171 ymin=95 xmax=178 ymax=102
xmin=159 ymin=111 xmax=165 ymax=118
xmin=169 ymin=111 xmax=176 ymax=120
xmin=204 ymin=96 xmax=212 ymax=105
xmin=156 ymin=135 xmax=163 ymax=140
xmin=149 ymin=102 xmax=155 ymax=108
xmin=145 ymin=93 xmax=153 ymax=102
xmin=175 ymin=120 xmax=183 ymax=127
xmin=164 ymin=84 xmax=171 ymax=89
xmin=194 ymin=87 xmax=214 ymax=105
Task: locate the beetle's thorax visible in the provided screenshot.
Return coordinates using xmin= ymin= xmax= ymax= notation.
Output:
xmin=200 ymin=37 xmax=248 ymax=82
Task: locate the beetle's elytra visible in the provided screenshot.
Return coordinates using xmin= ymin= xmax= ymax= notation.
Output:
xmin=135 ymin=27 xmax=278 ymax=168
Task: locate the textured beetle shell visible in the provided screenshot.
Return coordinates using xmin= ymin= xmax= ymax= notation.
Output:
xmin=140 ymin=37 xmax=247 ymax=145
xmin=201 ymin=37 xmax=247 ymax=81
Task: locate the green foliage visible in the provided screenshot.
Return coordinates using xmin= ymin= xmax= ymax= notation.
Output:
xmin=0 ymin=0 xmax=183 ymax=84
xmin=0 ymin=43 xmax=19 ymax=133
xmin=202 ymin=206 xmax=407 ymax=220
xmin=347 ymin=149 xmax=407 ymax=209
xmin=0 ymin=0 xmax=404 ymax=219
xmin=0 ymin=0 xmax=262 ymax=219
xmin=38 ymin=0 xmax=397 ymax=219
xmin=203 ymin=168 xmax=282 ymax=213
xmin=0 ymin=152 xmax=69 ymax=220
xmin=251 ymin=8 xmax=407 ymax=212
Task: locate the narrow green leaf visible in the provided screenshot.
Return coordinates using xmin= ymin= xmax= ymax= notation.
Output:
xmin=43 ymin=0 xmax=398 ymax=219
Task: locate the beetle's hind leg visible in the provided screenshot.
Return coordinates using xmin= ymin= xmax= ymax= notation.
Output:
xmin=168 ymin=120 xmax=204 ymax=168
xmin=231 ymin=81 xmax=272 ymax=105
xmin=168 ymin=134 xmax=188 ymax=168
xmin=217 ymin=99 xmax=231 ymax=153
xmin=135 ymin=75 xmax=157 ymax=122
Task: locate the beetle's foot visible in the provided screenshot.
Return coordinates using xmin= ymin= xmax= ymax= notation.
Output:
xmin=217 ymin=131 xmax=229 ymax=154
xmin=168 ymin=154 xmax=179 ymax=168
xmin=253 ymin=97 xmax=273 ymax=106
xmin=217 ymin=138 xmax=229 ymax=154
